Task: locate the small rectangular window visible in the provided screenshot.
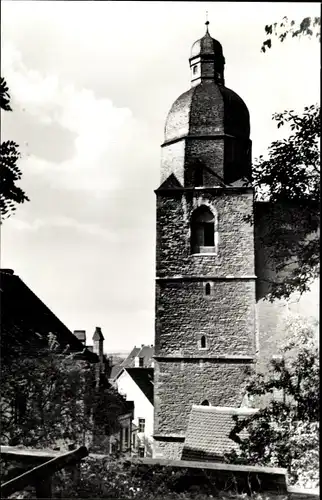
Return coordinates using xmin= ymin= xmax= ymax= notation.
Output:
xmin=124 ymin=426 xmax=129 ymax=449
xmin=138 ymin=418 xmax=145 ymax=433
xmin=138 ymin=446 xmax=145 ymax=458
xmin=139 ymin=357 xmax=144 ymax=367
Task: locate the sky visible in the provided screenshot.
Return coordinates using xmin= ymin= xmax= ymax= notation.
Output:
xmin=1 ymin=1 xmax=320 ymax=352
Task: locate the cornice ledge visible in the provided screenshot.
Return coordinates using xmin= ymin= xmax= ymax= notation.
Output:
xmin=154 ymin=355 xmax=255 ymax=362
xmin=161 ymin=133 xmax=235 ymax=148
xmin=153 ymin=434 xmax=185 ymax=442
xmin=156 ymin=275 xmax=257 ymax=281
xmin=155 ymin=186 xmax=253 ymax=195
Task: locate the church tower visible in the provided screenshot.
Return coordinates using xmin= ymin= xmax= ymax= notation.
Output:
xmin=153 ymin=23 xmax=257 ymax=459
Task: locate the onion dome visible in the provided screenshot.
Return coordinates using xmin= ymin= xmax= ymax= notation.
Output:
xmin=160 ymin=20 xmax=252 ymax=186
xmin=164 ymin=21 xmax=250 ymax=144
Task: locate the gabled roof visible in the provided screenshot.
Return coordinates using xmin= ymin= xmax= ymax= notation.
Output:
xmin=122 ymin=346 xmax=141 ymax=364
xmin=124 ymin=368 xmax=154 ymax=405
xmin=136 ymin=345 xmax=154 ymax=365
xmin=109 ymin=344 xmax=154 ymax=381
xmin=156 ymin=173 xmax=183 ymax=191
xmin=182 ymin=405 xmax=258 ymax=462
xmin=74 ymin=330 xmax=86 ymax=342
xmin=110 ymin=364 xmax=123 ymax=380
xmin=0 ymin=269 xmax=97 ymax=362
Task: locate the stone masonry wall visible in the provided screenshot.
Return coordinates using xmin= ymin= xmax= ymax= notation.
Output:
xmin=160 ymin=137 xmax=225 ymax=186
xmin=254 ymin=202 xmax=319 ymax=371
xmin=156 ymin=190 xmax=255 ymax=277
xmin=154 ymin=360 xmax=250 ymax=436
xmin=161 ymin=140 xmax=186 ymax=185
xmin=154 ymin=188 xmax=255 ymax=457
xmin=154 ymin=440 xmax=185 ymax=460
xmin=155 ymin=280 xmax=256 ymax=357
xmin=184 ymin=138 xmax=225 ymax=183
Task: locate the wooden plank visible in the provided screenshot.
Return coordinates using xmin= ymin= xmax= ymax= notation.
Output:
xmin=0 ymin=446 xmax=88 ymax=498
xmin=1 ymin=446 xmax=60 ymax=462
xmin=132 ymin=457 xmax=287 ymax=475
xmin=132 ymin=458 xmax=288 ymax=494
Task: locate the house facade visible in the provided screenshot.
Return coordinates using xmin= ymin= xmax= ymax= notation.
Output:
xmin=114 ymin=367 xmax=154 ymax=457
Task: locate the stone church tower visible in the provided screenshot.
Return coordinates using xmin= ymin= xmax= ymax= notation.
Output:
xmin=153 ymin=23 xmax=257 ymax=459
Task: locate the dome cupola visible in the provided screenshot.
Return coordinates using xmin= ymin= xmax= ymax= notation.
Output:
xmin=160 ymin=20 xmax=252 ymax=187
xmin=189 ymin=21 xmax=225 ymax=86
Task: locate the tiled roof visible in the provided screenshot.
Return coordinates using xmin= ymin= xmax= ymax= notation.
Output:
xmin=126 ymin=368 xmax=154 ymax=404
xmin=182 ymin=406 xmax=258 ymax=462
xmin=110 ymin=364 xmax=123 ymax=380
xmin=122 ymin=347 xmax=141 ymax=365
xmin=0 ymin=269 xmax=96 ymax=362
xmin=136 ymin=345 xmax=154 ymax=365
xmin=74 ymin=330 xmax=86 ymax=342
xmin=109 ymin=345 xmax=154 ymax=381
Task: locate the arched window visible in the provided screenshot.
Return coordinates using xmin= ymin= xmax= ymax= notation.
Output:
xmin=201 ymin=400 xmax=209 ymax=406
xmin=205 ymin=283 xmax=211 ymax=296
xmin=191 ymin=206 xmax=215 ymax=254
xmin=200 ymin=335 xmax=207 ymax=349
xmin=193 ymin=65 xmax=198 ymax=75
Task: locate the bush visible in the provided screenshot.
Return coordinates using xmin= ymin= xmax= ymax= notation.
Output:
xmin=52 ymin=456 xmax=290 ymax=499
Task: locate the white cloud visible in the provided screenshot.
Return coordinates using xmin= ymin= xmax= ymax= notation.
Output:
xmin=2 ymin=42 xmax=137 ymax=192
xmin=9 ymin=216 xmax=118 ymax=242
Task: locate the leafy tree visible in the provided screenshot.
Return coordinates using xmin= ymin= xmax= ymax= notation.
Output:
xmin=1 ymin=333 xmax=90 ymax=448
xmin=0 ymin=333 xmax=127 ymax=451
xmin=254 ymin=105 xmax=320 ymax=300
xmin=253 ymin=17 xmax=320 ymax=300
xmin=226 ymin=315 xmax=319 ymax=488
xmin=261 ymin=16 xmax=320 ymax=52
xmin=0 ymin=77 xmax=29 ymax=221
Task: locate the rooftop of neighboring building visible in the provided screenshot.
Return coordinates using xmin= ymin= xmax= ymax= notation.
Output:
xmin=0 ymin=268 xmax=98 ymax=363
xmin=109 ymin=344 xmax=154 ymax=381
xmin=125 ymin=367 xmax=154 ymax=405
xmin=182 ymin=405 xmax=258 ymax=462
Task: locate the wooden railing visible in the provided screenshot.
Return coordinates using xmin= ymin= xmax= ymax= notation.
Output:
xmin=1 ymin=445 xmax=88 ymax=498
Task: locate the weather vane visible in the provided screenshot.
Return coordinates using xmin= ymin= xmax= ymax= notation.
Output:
xmin=205 ymin=10 xmax=209 ymax=31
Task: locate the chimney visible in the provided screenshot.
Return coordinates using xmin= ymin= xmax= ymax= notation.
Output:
xmin=92 ymin=326 xmax=104 ymax=362
xmin=73 ymin=330 xmax=86 ymax=345
xmin=1 ymin=269 xmax=14 ymax=275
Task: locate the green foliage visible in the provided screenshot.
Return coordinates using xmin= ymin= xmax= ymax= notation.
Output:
xmin=226 ymin=317 xmax=319 ymax=488
xmin=0 ymin=335 xmax=91 ymax=448
xmin=0 ymin=77 xmax=29 ymax=220
xmin=0 ymin=77 xmax=12 ymax=111
xmin=253 ymin=106 xmax=320 ymax=204
xmin=253 ymin=105 xmax=320 ymax=300
xmin=261 ymin=16 xmax=321 ymax=52
xmin=0 ymin=333 xmax=127 ymax=450
xmin=254 ymin=17 xmax=320 ymax=300
xmin=52 ymin=455 xmax=290 ymax=499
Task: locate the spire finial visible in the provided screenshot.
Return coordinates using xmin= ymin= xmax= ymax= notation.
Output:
xmin=205 ymin=11 xmax=209 ymax=32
